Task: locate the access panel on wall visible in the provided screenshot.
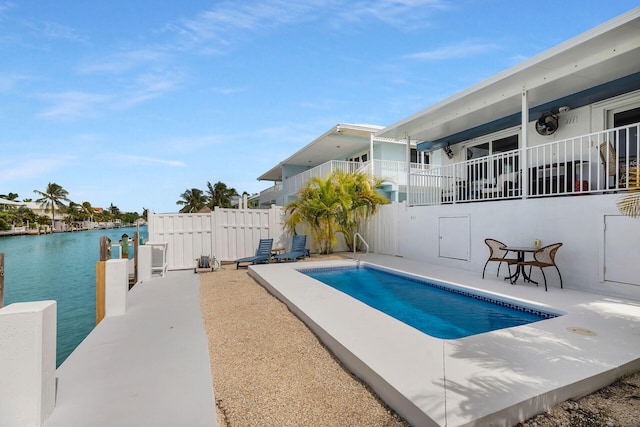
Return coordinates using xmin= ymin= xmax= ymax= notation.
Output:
xmin=438 ymin=216 xmax=470 ymax=261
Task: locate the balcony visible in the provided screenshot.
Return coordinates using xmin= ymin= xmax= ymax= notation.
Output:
xmin=409 ymin=122 xmax=640 ymax=206
xmin=282 ymin=159 xmax=430 ymax=201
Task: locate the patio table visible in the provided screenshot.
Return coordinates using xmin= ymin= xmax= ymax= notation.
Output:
xmin=503 ymin=246 xmax=538 ymax=284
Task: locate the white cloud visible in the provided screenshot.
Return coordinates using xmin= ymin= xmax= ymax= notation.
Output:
xmin=404 ymin=41 xmax=499 ymax=61
xmin=109 ymin=153 xmax=186 ymax=168
xmin=0 ymin=156 xmax=72 ymax=182
xmin=36 ymin=91 xmax=113 ymax=119
xmin=78 ymin=49 xmax=169 ymax=75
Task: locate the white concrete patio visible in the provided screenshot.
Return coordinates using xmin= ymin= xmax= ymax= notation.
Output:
xmin=249 ymin=254 xmax=640 ymax=427
xmin=43 ymin=270 xmax=217 ymax=427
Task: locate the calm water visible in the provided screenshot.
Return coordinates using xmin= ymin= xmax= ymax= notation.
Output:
xmin=1 ymin=226 xmax=147 ymax=367
xmin=303 ymin=266 xmax=557 ymax=339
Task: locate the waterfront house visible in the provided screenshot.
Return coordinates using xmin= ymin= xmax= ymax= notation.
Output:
xmin=368 ymin=7 xmax=640 ymax=300
xmin=255 ymin=123 xmax=428 ymax=207
xmin=251 ymin=8 xmax=640 ymax=300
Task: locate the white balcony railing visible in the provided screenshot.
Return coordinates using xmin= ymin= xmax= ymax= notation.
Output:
xmin=409 ymin=122 xmax=640 ymax=206
xmin=283 ymin=159 xmax=430 ymax=199
xmin=258 ymin=183 xmax=283 ymax=206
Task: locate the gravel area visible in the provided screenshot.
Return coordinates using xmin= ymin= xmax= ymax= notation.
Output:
xmin=199 ymin=255 xmax=640 ymax=427
xmin=199 ymin=254 xmax=408 ymax=427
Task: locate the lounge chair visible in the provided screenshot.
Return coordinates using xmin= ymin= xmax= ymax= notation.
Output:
xmin=274 ymin=235 xmax=307 ymax=263
xmin=517 ymin=242 xmax=563 ymax=291
xmin=482 ymin=238 xmax=518 ymax=279
xmin=235 ymin=238 xmax=273 ymax=269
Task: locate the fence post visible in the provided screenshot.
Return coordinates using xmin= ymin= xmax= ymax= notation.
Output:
xmin=0 ymin=253 xmax=4 ymax=309
xmin=132 ymin=231 xmax=139 ymax=286
xmin=0 ymin=300 xmax=57 ymax=427
xmin=96 ymin=236 xmax=111 ymax=325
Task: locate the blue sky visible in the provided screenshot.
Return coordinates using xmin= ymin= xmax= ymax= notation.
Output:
xmin=1 ymin=1 xmax=638 ymax=213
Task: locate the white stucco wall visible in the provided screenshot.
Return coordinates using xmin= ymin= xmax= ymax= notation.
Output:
xmin=372 ymin=194 xmax=640 ymax=301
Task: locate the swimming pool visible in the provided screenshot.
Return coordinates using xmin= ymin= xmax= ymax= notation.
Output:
xmin=302 ymin=265 xmax=559 ymax=339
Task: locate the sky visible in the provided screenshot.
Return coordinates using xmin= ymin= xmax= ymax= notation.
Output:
xmin=1 ymin=1 xmax=638 ymax=213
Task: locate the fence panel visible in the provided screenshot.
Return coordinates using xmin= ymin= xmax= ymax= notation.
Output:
xmin=147 ymin=206 xmax=286 ymax=270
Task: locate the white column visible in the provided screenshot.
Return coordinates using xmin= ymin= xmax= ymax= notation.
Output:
xmin=105 ymin=259 xmax=128 ymax=316
xmin=522 ymin=88 xmax=529 ymax=198
xmin=0 ymin=301 xmax=56 ymax=427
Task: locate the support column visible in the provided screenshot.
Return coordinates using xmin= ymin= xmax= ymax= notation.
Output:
xmin=0 ymin=301 xmax=57 ymax=427
xmin=522 ymin=88 xmax=529 ymax=198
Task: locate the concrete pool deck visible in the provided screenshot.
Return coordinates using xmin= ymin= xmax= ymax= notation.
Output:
xmin=43 ymin=270 xmax=217 ymax=427
xmin=249 ymin=254 xmax=640 ymax=427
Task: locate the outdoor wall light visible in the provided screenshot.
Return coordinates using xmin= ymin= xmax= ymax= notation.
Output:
xmin=444 ymin=143 xmax=454 ymax=159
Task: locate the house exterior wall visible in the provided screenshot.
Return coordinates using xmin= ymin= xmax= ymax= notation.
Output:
xmin=282 ymin=164 xmax=310 ymax=180
xmin=377 ymin=142 xmax=406 ymax=162
xmin=366 ymin=195 xmax=640 ymax=301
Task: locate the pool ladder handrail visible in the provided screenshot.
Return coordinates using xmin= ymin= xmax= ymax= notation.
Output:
xmin=353 ymin=233 xmax=369 ymax=267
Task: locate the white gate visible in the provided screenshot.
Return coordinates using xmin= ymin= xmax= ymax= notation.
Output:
xmin=147 ymin=205 xmax=285 ymax=270
xmin=365 ymin=202 xmax=401 ymax=256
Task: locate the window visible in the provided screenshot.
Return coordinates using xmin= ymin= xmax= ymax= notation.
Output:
xmin=613 ymin=106 xmax=640 ymax=160
xmin=466 ymin=134 xmax=519 ymax=179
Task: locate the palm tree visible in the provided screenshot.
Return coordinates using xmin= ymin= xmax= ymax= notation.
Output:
xmin=284 ymin=170 xmax=388 ymax=254
xmin=108 ymin=203 xmax=121 ymax=218
xmin=33 ymin=182 xmax=70 ymax=224
xmin=332 ymin=170 xmax=388 ymax=251
xmin=617 ymin=167 xmax=640 ymax=218
xmin=81 ymin=201 xmax=94 ymax=222
xmin=177 ymin=188 xmax=207 ymax=213
xmin=206 ymin=181 xmax=238 ymax=209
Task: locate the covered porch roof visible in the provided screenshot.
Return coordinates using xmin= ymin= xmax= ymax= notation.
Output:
xmin=376 ymin=7 xmax=640 ymax=151
xmin=257 ymin=123 xmax=385 ymax=182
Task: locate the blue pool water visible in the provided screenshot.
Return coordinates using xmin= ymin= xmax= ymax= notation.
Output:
xmin=303 ymin=266 xmax=558 ymax=339
xmin=1 ymin=226 xmax=146 ymax=367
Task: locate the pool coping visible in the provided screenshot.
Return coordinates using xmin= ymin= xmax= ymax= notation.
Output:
xmin=249 ymin=254 xmax=640 ymax=427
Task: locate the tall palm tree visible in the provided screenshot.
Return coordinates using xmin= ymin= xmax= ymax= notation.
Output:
xmin=176 ymin=188 xmax=207 ymax=213
xmin=33 ymin=182 xmax=70 ymax=224
xmin=81 ymin=201 xmax=94 ymax=222
xmin=206 ymin=181 xmax=238 ymax=209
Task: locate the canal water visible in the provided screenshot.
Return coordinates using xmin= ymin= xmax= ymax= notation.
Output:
xmin=0 ymin=226 xmax=147 ymax=367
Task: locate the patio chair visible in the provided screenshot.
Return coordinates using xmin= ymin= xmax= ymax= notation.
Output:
xmin=194 ymin=255 xmax=220 ymax=273
xmin=482 ymin=238 xmax=518 ymax=279
xmin=274 ymin=235 xmax=307 ymax=263
xmin=517 ymin=242 xmax=563 ymax=291
xmin=235 ymin=238 xmax=273 ymax=269
xmin=599 ymin=141 xmax=618 ymax=189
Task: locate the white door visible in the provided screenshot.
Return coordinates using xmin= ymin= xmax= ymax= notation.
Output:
xmin=439 ymin=216 xmax=470 ymax=261
xmin=604 ymin=214 xmax=640 ymax=285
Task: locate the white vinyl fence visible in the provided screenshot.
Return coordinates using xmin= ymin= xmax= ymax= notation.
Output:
xmin=147 ymin=206 xmax=286 ymax=270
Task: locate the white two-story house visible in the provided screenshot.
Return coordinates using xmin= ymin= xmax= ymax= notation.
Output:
xmin=370 ymin=7 xmax=640 ymax=300
xmin=255 ymin=123 xmax=428 ymax=208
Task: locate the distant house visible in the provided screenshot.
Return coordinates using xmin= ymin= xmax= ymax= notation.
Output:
xmin=255 ymin=123 xmax=428 ymax=207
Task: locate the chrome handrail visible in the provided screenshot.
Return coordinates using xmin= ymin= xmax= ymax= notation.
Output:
xmin=353 ymin=233 xmax=369 ymax=266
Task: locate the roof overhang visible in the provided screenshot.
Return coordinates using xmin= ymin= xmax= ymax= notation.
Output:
xmin=377 ymin=7 xmax=640 ymax=150
xmin=257 ymin=123 xmax=385 ymax=182
xmin=0 ymin=197 xmax=25 ymax=206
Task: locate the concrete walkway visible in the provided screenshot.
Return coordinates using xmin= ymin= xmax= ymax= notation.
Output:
xmin=44 ymin=270 xmax=216 ymax=427
xmin=250 ymin=254 xmax=640 ymax=427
